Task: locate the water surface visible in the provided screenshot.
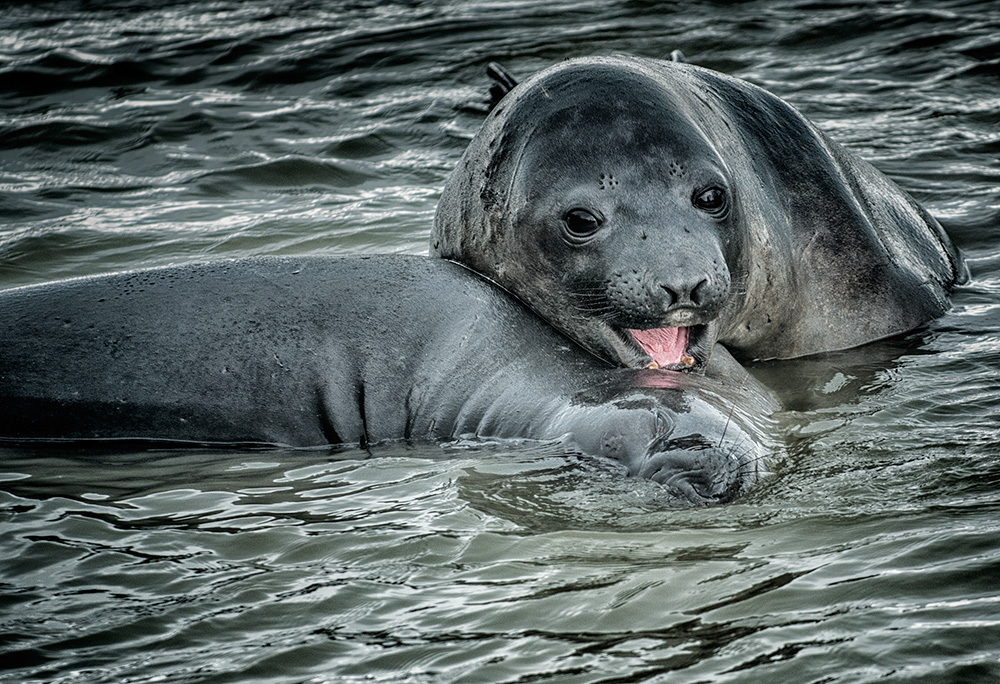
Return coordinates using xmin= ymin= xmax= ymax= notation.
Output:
xmin=2 ymin=1 xmax=999 ymax=682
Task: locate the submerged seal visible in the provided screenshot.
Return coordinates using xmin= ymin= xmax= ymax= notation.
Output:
xmin=0 ymin=255 xmax=778 ymax=505
xmin=431 ymin=55 xmax=966 ymax=368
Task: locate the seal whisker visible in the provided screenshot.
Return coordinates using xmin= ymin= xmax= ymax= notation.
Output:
xmin=713 ymin=437 xmax=765 ymax=501
xmin=564 ymin=297 xmax=614 ymax=314
xmin=727 ymin=271 xmax=750 ymax=297
xmin=564 ymin=293 xmax=618 ymax=319
xmin=566 ymin=290 xmax=614 ymax=302
xmin=717 ymin=372 xmax=750 ymax=449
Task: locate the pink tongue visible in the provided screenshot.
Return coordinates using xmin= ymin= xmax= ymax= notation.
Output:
xmin=627 ymin=327 xmax=690 ymax=368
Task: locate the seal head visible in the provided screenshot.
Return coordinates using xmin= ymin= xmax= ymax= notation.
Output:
xmin=435 ymin=58 xmax=736 ymax=370
xmin=433 ymin=55 xmax=965 ymax=366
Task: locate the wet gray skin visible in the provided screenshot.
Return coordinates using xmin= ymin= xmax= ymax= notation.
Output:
xmin=432 ymin=55 xmax=966 ymax=368
xmin=0 ymin=255 xmax=779 ymax=505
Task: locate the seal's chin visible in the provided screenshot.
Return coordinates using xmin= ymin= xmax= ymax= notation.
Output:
xmin=624 ymin=323 xmax=715 ymax=372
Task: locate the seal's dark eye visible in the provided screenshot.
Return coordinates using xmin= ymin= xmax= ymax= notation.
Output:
xmin=693 ymin=187 xmax=728 ymax=217
xmin=563 ymin=208 xmax=602 ymax=242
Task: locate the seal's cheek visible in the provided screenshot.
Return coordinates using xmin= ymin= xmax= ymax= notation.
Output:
xmin=511 ymin=203 xmax=608 ymax=277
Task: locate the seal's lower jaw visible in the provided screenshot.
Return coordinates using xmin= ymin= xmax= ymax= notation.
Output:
xmin=623 ymin=322 xmax=716 ymax=372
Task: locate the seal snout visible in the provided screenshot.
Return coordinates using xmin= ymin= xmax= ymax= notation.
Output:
xmin=660 ymin=275 xmax=712 ymax=310
xmin=605 ymin=267 xmax=724 ymax=327
xmin=658 ymin=259 xmax=730 ymax=321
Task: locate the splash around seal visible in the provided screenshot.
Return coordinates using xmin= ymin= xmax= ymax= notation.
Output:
xmin=431 ymin=54 xmax=967 ymax=367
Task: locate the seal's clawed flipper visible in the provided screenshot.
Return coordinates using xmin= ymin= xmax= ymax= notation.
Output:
xmin=487 ymin=62 xmax=519 ymax=110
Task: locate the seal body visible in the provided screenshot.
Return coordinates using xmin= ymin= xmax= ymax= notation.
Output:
xmin=431 ymin=55 xmax=966 ymax=365
xmin=0 ymin=255 xmax=778 ymax=505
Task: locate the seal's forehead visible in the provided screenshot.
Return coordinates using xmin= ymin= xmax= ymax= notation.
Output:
xmin=501 ymin=58 xmax=711 ymax=155
xmin=515 ymin=57 xmax=688 ymax=112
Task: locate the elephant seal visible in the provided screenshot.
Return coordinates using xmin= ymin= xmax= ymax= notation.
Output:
xmin=0 ymin=255 xmax=778 ymax=505
xmin=431 ymin=55 xmax=966 ymax=367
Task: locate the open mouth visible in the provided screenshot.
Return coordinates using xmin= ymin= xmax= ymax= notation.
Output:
xmin=625 ymin=323 xmax=714 ymax=372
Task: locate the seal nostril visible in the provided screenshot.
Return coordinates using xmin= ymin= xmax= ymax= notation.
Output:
xmin=662 ymin=277 xmax=710 ymax=309
xmin=690 ymin=277 xmax=709 ymax=307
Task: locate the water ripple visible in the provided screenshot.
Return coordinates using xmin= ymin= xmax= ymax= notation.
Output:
xmin=2 ymin=0 xmax=1000 ymax=682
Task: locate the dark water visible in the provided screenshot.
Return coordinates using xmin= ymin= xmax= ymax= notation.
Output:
xmin=2 ymin=1 xmax=1000 ymax=682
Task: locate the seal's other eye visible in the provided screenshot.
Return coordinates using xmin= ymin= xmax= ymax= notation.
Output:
xmin=692 ymin=187 xmax=728 ymax=217
xmin=563 ymin=208 xmax=602 ymax=242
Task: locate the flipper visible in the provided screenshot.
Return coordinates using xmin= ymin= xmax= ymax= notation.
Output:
xmin=486 ymin=61 xmax=520 ymax=110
